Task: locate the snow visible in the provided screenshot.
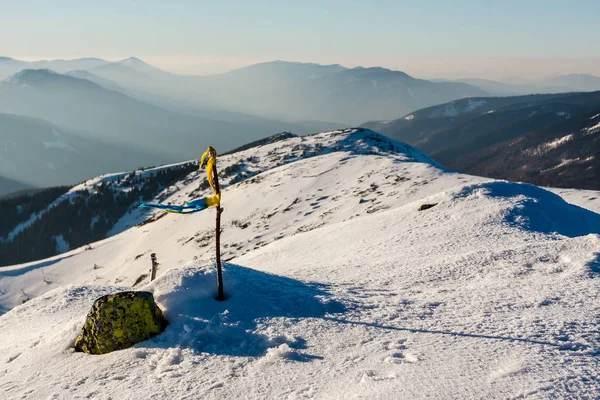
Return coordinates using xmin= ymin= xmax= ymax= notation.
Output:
xmin=0 ymin=129 xmax=599 ymax=398
xmin=75 ymin=160 xmax=197 ymax=191
xmin=525 ymin=134 xmax=574 ymax=156
xmin=547 ymin=187 xmax=600 ymax=214
xmin=54 ymin=234 xmax=70 ymax=254
xmin=542 ymin=157 xmax=580 ymax=172
xmin=442 ymin=104 xmax=458 ymax=117
xmin=544 ymin=134 xmax=574 ymax=149
xmin=90 ymin=215 xmax=101 ymax=230
xmin=584 ymin=121 xmax=600 ymax=135
xmin=1 ymin=160 xmax=198 ymax=244
xmin=465 ymin=99 xmax=487 ymax=112
xmin=404 ymin=114 xmax=415 ymax=120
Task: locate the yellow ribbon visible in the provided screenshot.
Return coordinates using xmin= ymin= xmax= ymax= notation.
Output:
xmin=200 ymin=146 xmax=221 ymax=207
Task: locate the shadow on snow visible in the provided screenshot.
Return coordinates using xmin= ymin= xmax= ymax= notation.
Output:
xmin=454 ymin=181 xmax=600 ymax=238
xmin=0 ymin=253 xmax=76 ymax=277
xmin=140 ymin=263 xmax=345 ymax=359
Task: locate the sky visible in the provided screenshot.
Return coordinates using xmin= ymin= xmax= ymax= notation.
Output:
xmin=2 ymin=0 xmax=599 ymax=79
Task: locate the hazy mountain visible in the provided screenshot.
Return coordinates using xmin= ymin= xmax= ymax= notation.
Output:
xmin=67 ymin=68 xmax=344 ymax=134
xmin=453 ymin=78 xmax=576 ymax=95
xmin=0 ymin=68 xmax=347 ymax=192
xmin=86 ymin=59 xmax=163 ymax=90
xmin=540 ymin=74 xmax=600 ymax=92
xmin=0 ymin=57 xmax=108 ymax=80
xmin=80 ymin=59 xmax=350 ymax=126
xmin=55 ymin=58 xmax=484 ymax=125
xmin=111 ymin=56 xmax=172 ymax=78
xmin=65 ymin=69 xmax=130 ymax=93
xmin=0 ymin=112 xmax=166 ymax=195
xmin=448 ymin=74 xmax=600 ymax=96
xmin=180 ymin=61 xmax=488 ymax=124
xmin=0 ymin=69 xmax=287 ymax=161
xmin=363 ymin=91 xmax=600 ymax=189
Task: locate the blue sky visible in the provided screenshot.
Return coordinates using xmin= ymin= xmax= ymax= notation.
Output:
xmin=2 ymin=0 xmax=599 ymax=78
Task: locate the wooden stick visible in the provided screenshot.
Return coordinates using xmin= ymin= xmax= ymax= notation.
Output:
xmin=209 ymin=147 xmax=225 ymax=301
xmin=150 ymin=253 xmax=158 ymax=281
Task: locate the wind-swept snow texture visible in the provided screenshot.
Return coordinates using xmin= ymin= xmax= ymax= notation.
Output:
xmin=0 ymin=129 xmax=599 ymax=399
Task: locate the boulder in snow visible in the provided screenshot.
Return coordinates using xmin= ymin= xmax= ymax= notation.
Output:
xmin=74 ymin=291 xmax=167 ymax=355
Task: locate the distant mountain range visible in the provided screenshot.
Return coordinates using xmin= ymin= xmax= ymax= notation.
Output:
xmin=0 ymin=69 xmax=266 ymax=157
xmin=176 ymin=61 xmax=488 ymax=124
xmin=0 ymin=112 xmax=163 ymax=196
xmin=437 ymin=74 xmax=600 ymax=96
xmin=363 ymin=92 xmax=600 ymax=189
xmin=0 ymin=57 xmax=108 ymax=78
xmin=1 ymin=57 xmax=489 ymax=124
xmin=0 ymin=67 xmax=342 ymax=195
xmin=0 ymin=56 xmax=496 ymax=196
xmin=2 ymin=56 xmax=599 ymax=195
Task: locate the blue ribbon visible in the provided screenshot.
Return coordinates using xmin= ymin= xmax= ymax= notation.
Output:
xmin=139 ymin=198 xmax=208 ymax=214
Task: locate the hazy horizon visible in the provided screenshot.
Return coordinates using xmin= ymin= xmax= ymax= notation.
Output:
xmin=3 ymin=0 xmax=599 ymax=81
xmin=6 ymin=55 xmax=600 ymax=82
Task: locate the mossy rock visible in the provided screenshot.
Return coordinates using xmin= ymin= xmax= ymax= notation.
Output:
xmin=74 ymin=291 xmax=167 ymax=355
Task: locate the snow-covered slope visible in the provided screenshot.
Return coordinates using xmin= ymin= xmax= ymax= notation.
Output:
xmin=0 ymin=129 xmax=599 ymax=399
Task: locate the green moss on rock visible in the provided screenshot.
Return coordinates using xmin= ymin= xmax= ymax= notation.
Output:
xmin=74 ymin=291 xmax=168 ymax=355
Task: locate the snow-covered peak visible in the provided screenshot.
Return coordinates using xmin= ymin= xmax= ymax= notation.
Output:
xmin=241 ymin=128 xmax=441 ymax=166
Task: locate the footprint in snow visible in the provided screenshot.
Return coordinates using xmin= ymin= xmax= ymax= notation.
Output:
xmin=382 ymin=338 xmax=419 ymax=364
xmin=359 ymin=370 xmax=398 ymax=383
xmin=384 ymin=351 xmax=419 ymax=364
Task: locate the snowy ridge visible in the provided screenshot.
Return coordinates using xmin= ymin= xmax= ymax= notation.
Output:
xmin=0 ymin=161 xmax=195 ymax=244
xmin=108 ymin=128 xmax=442 ymax=235
xmin=0 ymin=128 xmax=599 ymax=398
